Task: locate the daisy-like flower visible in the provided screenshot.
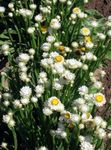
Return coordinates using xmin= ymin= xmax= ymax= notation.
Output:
xmin=94 ymin=93 xmax=106 ymax=107
xmin=78 ymin=85 xmax=88 ymax=95
xmin=18 ymin=53 xmax=30 ymax=63
xmin=80 ymin=140 xmax=95 ymax=150
xmin=54 ymin=55 xmax=64 ymax=63
xmin=72 ymin=7 xmax=81 ymax=14
xmin=81 ymin=27 xmax=90 ymax=36
xmin=43 ymin=107 xmax=53 ymax=116
xmin=20 ymin=86 xmax=32 ymax=98
xmin=50 ymin=18 xmax=61 ymax=29
xmin=46 ymin=96 xmax=64 ymax=112
xmin=81 ymin=113 xmax=92 ymax=122
xmin=41 ymin=26 xmax=48 ymax=34
xmin=57 ymin=45 xmax=65 ymax=52
xmin=61 ymin=111 xmax=72 ymax=121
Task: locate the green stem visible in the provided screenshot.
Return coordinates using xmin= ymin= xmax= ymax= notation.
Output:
xmin=11 ymin=129 xmax=18 ymax=150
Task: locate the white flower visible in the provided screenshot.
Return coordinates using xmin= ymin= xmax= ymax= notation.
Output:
xmin=81 ymin=27 xmax=90 ymax=36
xmin=65 ymin=59 xmax=82 ymax=69
xmin=78 ymin=12 xmax=85 ymax=18
xmin=72 ymin=7 xmax=81 ymax=14
xmin=21 ymin=98 xmax=30 ymax=105
xmin=94 ymin=116 xmax=103 ymax=126
xmin=43 ymin=107 xmax=53 ymax=116
xmin=13 ymin=100 xmax=22 ymax=108
xmin=97 ymin=33 xmax=106 ymax=40
xmin=62 ymin=70 xmax=75 ymax=83
xmin=31 ymin=97 xmax=38 ymax=103
xmin=80 ymin=104 xmax=89 ymax=113
xmin=38 ymin=146 xmax=48 ymax=150
xmin=79 ymin=124 xmax=85 ymax=129
xmin=61 ymin=131 xmax=67 ymax=138
xmin=29 ymin=48 xmax=35 ymax=55
xmin=19 ymin=8 xmax=32 ymax=17
xmin=1 ymin=44 xmax=9 ymax=51
xmin=82 ymin=64 xmax=88 ymax=70
xmin=50 ymin=18 xmax=61 ymax=29
xmin=20 ymin=86 xmax=32 ymax=98
xmin=8 ymin=12 xmax=13 ymax=17
xmin=46 ymin=96 xmax=64 ymax=112
xmin=1 ymin=142 xmax=7 ymax=148
xmin=70 ymin=14 xmax=77 ymax=20
xmin=35 ymin=85 xmax=44 ymax=97
xmin=35 ymin=14 xmax=43 ymax=22
xmin=3 ymin=115 xmax=11 ymax=123
xmin=53 ymin=79 xmax=63 ymax=90
xmin=41 ymin=43 xmax=51 ymax=51
xmin=53 ymin=63 xmax=65 ymax=75
xmin=85 ymin=42 xmax=94 ymax=49
xmin=85 ymin=52 xmax=94 ymax=60
xmin=8 ymin=119 xmax=15 ymax=127
xmin=8 ymin=3 xmax=14 ymax=9
xmin=59 ymin=0 xmax=66 ymax=3
xmin=3 ymin=100 xmax=10 ymax=107
xmin=0 ymin=6 xmax=5 ymax=13
xmin=80 ymin=140 xmax=94 ymax=150
xmin=46 ymin=35 xmax=55 ymax=43
xmin=19 ymin=73 xmax=28 ymax=81
xmin=96 ymin=128 xmax=106 ymax=139
xmin=27 ymin=27 xmax=35 ymax=34
xmin=94 ymin=93 xmax=106 ymax=107
xmin=19 ymin=53 xmax=30 ymax=63
xmin=107 ymin=30 xmax=111 ymax=37
xmin=29 ymin=4 xmax=37 ymax=10
xmin=81 ymin=113 xmax=92 ymax=121
xmin=78 ymin=85 xmax=88 ymax=95
xmin=71 ymin=114 xmax=80 ymax=123
xmin=91 ymin=21 xmax=98 ymax=27
xmin=93 ymin=81 xmax=102 ymax=89
xmin=71 ymin=41 xmax=79 ymax=48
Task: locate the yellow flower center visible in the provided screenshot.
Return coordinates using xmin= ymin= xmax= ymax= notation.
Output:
xmin=51 ymin=98 xmax=59 ymax=105
xmin=95 ymin=95 xmax=104 ymax=102
xmin=80 ymin=47 xmax=86 ymax=51
xmin=85 ymin=36 xmax=92 ymax=43
xmin=58 ymin=45 xmax=65 ymax=52
xmin=41 ymin=26 xmax=47 ymax=33
xmin=83 ymin=28 xmax=90 ymax=33
xmin=73 ymin=7 xmax=81 ymax=14
xmin=55 ymin=55 xmax=63 ymax=62
xmin=86 ymin=113 xmax=91 ymax=119
xmin=64 ymin=112 xmax=71 ymax=119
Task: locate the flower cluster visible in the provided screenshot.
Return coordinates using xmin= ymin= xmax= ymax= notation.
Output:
xmin=0 ymin=0 xmax=111 ymax=149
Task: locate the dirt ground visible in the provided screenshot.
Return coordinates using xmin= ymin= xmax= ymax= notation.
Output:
xmin=86 ymin=0 xmax=111 ymax=17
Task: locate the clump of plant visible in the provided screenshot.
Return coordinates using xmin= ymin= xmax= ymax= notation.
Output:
xmin=0 ymin=0 xmax=111 ymax=149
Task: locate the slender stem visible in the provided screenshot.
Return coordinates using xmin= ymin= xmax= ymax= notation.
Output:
xmin=11 ymin=129 xmax=18 ymax=150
